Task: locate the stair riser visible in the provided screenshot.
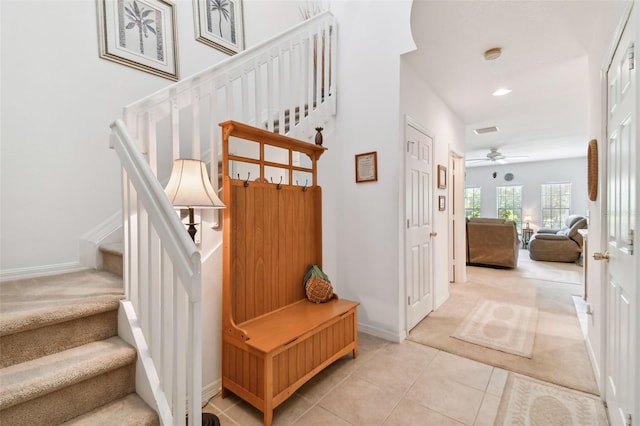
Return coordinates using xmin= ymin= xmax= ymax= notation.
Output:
xmin=0 ymin=363 xmax=135 ymax=426
xmin=101 ymin=251 xmax=123 ymax=277
xmin=1 ymin=310 xmax=118 ymax=368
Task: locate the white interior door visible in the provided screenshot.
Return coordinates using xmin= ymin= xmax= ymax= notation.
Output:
xmin=405 ymin=119 xmax=434 ymax=331
xmin=604 ymin=10 xmax=637 ymax=426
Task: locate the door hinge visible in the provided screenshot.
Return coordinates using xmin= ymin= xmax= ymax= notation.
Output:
xmin=629 ymin=43 xmax=635 ymax=71
xmin=407 ymin=140 xmax=414 ymax=152
xmin=627 ymin=229 xmax=634 ymax=255
xmin=626 ymin=413 xmax=632 ymax=426
xmin=408 ymin=296 xmax=411 ymax=305
xmin=407 ymin=219 xmax=410 ymax=229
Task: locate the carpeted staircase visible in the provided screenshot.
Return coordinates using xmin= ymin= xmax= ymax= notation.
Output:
xmin=0 ymin=253 xmax=158 ymax=425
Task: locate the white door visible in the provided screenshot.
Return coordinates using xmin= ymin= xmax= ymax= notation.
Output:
xmin=405 ymin=119 xmax=434 ymax=330
xmin=603 ymin=10 xmax=637 ymax=426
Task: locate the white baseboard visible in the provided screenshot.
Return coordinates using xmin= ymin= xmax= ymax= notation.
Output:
xmin=585 ymin=335 xmax=604 ymax=397
xmin=0 ymin=261 xmax=87 ymax=282
xmin=79 ymin=212 xmax=122 ymax=269
xmin=202 ymin=380 xmax=221 ymax=405
xmin=358 ymin=322 xmax=405 ymax=343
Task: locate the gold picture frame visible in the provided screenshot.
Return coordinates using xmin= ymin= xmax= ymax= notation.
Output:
xmin=97 ymin=0 xmax=179 ymax=81
xmin=438 ymin=195 xmax=446 ymax=211
xmin=437 ymin=164 xmax=447 ymax=189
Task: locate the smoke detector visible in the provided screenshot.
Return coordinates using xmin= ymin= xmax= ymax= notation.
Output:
xmin=484 ymin=47 xmax=502 ymax=61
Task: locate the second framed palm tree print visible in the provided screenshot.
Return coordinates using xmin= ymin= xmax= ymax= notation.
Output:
xmin=194 ymin=0 xmax=245 ymax=55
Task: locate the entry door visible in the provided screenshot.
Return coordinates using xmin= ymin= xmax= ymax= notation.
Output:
xmin=405 ymin=119 xmax=434 ymax=330
xmin=604 ymin=10 xmax=637 ymax=426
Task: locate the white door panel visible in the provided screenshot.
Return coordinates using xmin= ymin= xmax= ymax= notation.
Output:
xmin=604 ymin=9 xmax=637 ymax=426
xmin=406 ymin=119 xmax=434 ymax=330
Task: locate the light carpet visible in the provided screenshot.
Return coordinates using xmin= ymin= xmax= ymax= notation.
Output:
xmin=452 ymin=298 xmax=538 ymax=358
xmin=408 ymin=259 xmax=599 ymax=395
xmin=495 ymin=373 xmax=608 ymax=425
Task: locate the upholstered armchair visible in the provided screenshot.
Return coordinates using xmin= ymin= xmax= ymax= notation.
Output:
xmin=529 ymin=215 xmax=587 ymax=262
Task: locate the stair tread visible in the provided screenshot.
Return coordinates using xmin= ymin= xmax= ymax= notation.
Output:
xmin=0 ymin=270 xmax=124 ymax=336
xmin=60 ymin=393 xmax=158 ymax=426
xmin=0 ymin=336 xmax=136 ymax=410
xmin=99 ymin=242 xmax=124 ymax=256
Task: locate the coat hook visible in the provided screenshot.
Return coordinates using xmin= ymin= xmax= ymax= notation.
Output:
xmin=302 ymin=179 xmax=308 ymax=192
xmin=244 ymin=172 xmax=250 ymax=187
xmin=277 ymin=176 xmax=283 ymax=190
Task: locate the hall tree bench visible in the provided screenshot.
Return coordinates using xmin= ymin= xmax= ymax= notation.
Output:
xmin=219 ymin=121 xmax=359 ymax=426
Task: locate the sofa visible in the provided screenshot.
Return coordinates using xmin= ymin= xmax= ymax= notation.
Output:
xmin=466 ymin=218 xmax=520 ymax=268
xmin=528 ymin=215 xmax=587 ymax=262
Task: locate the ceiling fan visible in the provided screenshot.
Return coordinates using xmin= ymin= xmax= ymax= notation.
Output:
xmin=465 ymin=148 xmax=529 ymax=165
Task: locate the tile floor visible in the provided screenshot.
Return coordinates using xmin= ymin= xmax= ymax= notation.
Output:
xmin=203 ymin=253 xmax=598 ymax=425
xmin=203 ymin=333 xmax=511 ymax=425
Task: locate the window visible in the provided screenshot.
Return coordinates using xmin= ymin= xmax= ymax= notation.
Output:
xmin=541 ymin=183 xmax=571 ymax=228
xmin=497 ymin=185 xmax=523 ymax=230
xmin=464 ymin=187 xmax=481 ymax=218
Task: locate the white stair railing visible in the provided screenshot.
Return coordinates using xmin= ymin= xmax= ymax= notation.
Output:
xmin=108 ymin=12 xmax=336 ymax=426
xmin=110 ymin=119 xmax=202 ymax=426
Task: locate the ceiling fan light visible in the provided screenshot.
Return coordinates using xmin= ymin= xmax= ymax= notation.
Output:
xmin=492 ymin=88 xmax=512 ymax=96
xmin=484 ymin=47 xmax=502 ymax=61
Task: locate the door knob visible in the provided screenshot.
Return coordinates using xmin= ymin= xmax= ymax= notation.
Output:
xmin=593 ymin=251 xmax=610 ymax=261
xmin=430 ymin=232 xmax=438 ymax=237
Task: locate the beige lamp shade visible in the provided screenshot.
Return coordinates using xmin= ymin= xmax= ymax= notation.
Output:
xmin=164 ymin=159 xmax=226 ymax=209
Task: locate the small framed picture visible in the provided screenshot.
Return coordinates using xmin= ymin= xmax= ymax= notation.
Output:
xmin=437 ymin=164 xmax=447 ymax=189
xmin=438 ymin=195 xmax=446 ymax=211
xmin=194 ymin=0 xmax=245 ymax=55
xmin=97 ymin=0 xmax=179 ymax=80
xmin=355 ymin=151 xmax=378 ymax=183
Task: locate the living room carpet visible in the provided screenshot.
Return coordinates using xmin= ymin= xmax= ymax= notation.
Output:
xmin=451 ymin=298 xmax=538 ymax=358
xmin=495 ymin=373 xmax=608 ymax=425
xmin=408 ymin=260 xmax=599 ymax=395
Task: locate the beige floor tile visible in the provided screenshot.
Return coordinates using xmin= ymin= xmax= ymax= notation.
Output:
xmin=292 ymin=406 xmax=352 ymax=426
xmin=328 ymin=350 xmax=371 ymax=376
xmin=407 ymin=372 xmax=485 ymax=425
xmin=473 ymin=393 xmax=501 ymax=426
xmin=383 ymin=398 xmax=464 ymax=425
xmin=357 ymin=332 xmax=389 ymax=354
xmin=376 ymin=340 xmax=439 ymax=369
xmin=295 ymin=364 xmax=349 ymax=403
xmin=353 ymin=351 xmax=422 ymax=394
xmin=486 ymin=368 xmax=508 ymax=397
xmin=272 ymin=394 xmax=315 ymax=426
xmin=426 ymin=350 xmax=493 ymax=391
xmin=224 ymin=400 xmax=264 ymax=426
xmin=319 ymin=376 xmax=402 ymax=425
xmin=208 ymin=393 xmax=241 ymax=412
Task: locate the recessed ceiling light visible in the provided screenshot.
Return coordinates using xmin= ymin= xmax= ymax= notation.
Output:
xmin=492 ymin=88 xmax=512 ymax=96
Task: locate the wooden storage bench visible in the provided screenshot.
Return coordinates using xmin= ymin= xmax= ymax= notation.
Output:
xmin=220 ymin=122 xmax=359 ymax=426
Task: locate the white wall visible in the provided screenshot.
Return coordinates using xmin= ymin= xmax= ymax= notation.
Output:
xmin=320 ymin=0 xmax=415 ymax=342
xmin=399 ymin=57 xmax=466 ymax=308
xmin=0 ymin=0 xmax=303 ymax=275
xmin=465 ymin=157 xmax=589 ymax=229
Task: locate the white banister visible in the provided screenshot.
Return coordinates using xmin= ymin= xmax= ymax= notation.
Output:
xmin=110 ymin=11 xmax=337 ymax=426
xmin=110 ymin=120 xmax=202 ymax=426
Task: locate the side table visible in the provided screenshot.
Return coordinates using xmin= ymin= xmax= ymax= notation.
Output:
xmin=522 ymin=228 xmax=534 ymax=249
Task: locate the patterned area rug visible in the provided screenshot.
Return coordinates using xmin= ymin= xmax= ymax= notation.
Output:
xmin=452 ymin=298 xmax=538 ymax=358
xmin=496 ymin=373 xmax=608 ymax=425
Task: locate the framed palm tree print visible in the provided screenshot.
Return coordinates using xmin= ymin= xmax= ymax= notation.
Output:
xmin=97 ymin=0 xmax=179 ymax=80
xmin=194 ymin=0 xmax=245 ymax=55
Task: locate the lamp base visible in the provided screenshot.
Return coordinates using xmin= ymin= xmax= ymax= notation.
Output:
xmin=187 ymin=207 xmax=197 ymax=242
